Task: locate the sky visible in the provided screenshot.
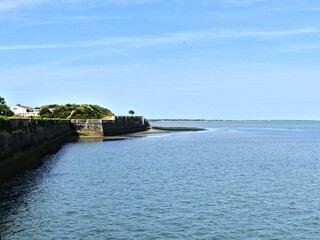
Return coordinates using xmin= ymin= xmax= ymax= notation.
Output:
xmin=1 ymin=0 xmax=320 ymax=120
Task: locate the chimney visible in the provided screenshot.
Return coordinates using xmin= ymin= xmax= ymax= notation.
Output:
xmin=17 ymin=104 xmax=21 ymax=106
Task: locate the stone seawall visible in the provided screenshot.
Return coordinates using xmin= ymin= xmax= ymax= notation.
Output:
xmin=0 ymin=119 xmax=73 ymax=183
xmin=70 ymin=119 xmax=104 ymax=137
xmin=71 ymin=116 xmax=150 ymax=137
xmin=0 ymin=116 xmax=149 ymax=183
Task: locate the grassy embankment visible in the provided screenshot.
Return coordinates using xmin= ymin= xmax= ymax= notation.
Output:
xmin=40 ymin=104 xmax=114 ymax=119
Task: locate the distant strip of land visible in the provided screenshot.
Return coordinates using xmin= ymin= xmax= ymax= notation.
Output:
xmin=151 ymin=126 xmax=206 ymax=132
xmin=149 ymin=119 xmax=319 ymax=122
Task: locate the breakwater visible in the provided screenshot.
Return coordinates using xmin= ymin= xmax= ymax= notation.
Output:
xmin=0 ymin=116 xmax=150 ymax=183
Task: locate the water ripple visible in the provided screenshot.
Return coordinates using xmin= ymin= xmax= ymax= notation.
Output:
xmin=1 ymin=123 xmax=320 ymax=239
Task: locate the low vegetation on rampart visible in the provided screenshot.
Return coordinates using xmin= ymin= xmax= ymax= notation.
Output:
xmin=40 ymin=104 xmax=114 ymax=119
xmin=0 ymin=117 xmax=68 ymax=133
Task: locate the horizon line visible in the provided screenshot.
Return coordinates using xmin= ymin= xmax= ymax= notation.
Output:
xmin=148 ymin=119 xmax=320 ymax=121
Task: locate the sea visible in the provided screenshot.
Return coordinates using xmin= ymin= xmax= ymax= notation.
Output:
xmin=0 ymin=121 xmax=319 ymax=239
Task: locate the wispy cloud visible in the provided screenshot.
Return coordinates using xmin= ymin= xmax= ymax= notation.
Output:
xmin=0 ymin=28 xmax=318 ymax=51
xmin=0 ymin=0 xmax=159 ymax=12
xmin=0 ymin=0 xmax=47 ymax=11
xmin=171 ymin=28 xmax=319 ymax=40
xmin=282 ymin=43 xmax=320 ymax=53
xmin=98 ymin=0 xmax=159 ymax=4
xmin=216 ymin=0 xmax=270 ymax=5
xmin=15 ymin=15 xmax=127 ymax=26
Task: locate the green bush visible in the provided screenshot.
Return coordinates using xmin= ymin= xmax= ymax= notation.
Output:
xmin=39 ymin=104 xmax=113 ymax=119
xmin=0 ymin=117 xmax=12 ymax=132
xmin=39 ymin=107 xmax=54 ymax=118
xmin=52 ymin=106 xmax=70 ymax=119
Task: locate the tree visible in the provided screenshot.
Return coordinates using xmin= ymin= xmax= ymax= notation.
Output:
xmin=39 ymin=107 xmax=54 ymax=118
xmin=0 ymin=96 xmax=14 ymax=117
xmin=128 ymin=110 xmax=135 ymax=116
xmin=0 ymin=96 xmax=5 ymax=105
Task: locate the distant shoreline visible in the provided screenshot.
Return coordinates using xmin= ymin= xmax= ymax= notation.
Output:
xmin=151 ymin=126 xmax=206 ymax=132
xmin=149 ymin=119 xmax=320 ymax=122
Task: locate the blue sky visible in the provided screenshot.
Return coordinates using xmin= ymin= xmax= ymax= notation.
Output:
xmin=1 ymin=0 xmax=320 ymax=119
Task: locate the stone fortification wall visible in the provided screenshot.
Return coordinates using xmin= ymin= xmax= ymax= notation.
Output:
xmin=0 ymin=116 xmax=149 ymax=183
xmin=0 ymin=119 xmax=73 ymax=183
xmin=102 ymin=116 xmax=150 ymax=136
xmin=71 ymin=116 xmax=150 ymax=137
xmin=70 ymin=119 xmax=104 ymax=137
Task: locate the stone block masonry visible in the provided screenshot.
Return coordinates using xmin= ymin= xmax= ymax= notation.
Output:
xmin=71 ymin=116 xmax=150 ymax=137
xmin=102 ymin=116 xmax=150 ymax=136
xmin=0 ymin=116 xmax=150 ymax=183
xmin=0 ymin=119 xmax=73 ymax=183
xmin=70 ymin=119 xmax=104 ymax=137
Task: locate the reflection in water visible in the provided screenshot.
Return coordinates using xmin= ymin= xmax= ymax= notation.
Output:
xmin=0 ymin=145 xmax=71 ymax=235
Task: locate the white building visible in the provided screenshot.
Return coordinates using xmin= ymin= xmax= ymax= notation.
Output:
xmin=10 ymin=104 xmax=40 ymax=117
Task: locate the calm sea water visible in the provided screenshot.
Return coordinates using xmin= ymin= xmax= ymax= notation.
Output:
xmin=0 ymin=121 xmax=319 ymax=239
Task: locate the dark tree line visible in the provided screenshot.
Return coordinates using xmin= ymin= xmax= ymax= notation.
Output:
xmin=0 ymin=96 xmax=14 ymax=117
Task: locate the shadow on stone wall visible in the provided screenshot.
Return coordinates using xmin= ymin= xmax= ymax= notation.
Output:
xmin=0 ymin=120 xmax=77 ymax=184
xmin=0 ymin=116 xmax=150 ymax=184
